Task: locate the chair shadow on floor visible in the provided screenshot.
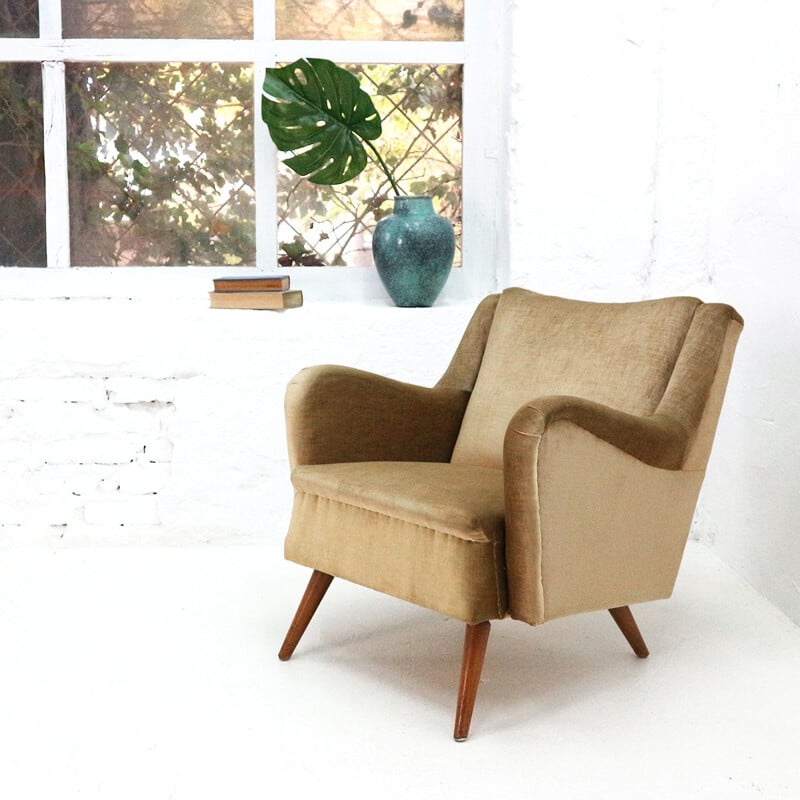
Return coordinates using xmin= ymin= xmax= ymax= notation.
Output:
xmin=272 ymin=573 xmax=708 ymax=737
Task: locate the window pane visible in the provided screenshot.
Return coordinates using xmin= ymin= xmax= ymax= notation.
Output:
xmin=276 ymin=0 xmax=463 ymax=41
xmin=62 ymin=0 xmax=252 ymax=39
xmin=0 ymin=63 xmax=46 ymax=267
xmin=277 ymin=63 xmax=462 ymax=268
xmin=0 ymin=0 xmax=38 ymax=37
xmin=66 ymin=63 xmax=255 ymax=266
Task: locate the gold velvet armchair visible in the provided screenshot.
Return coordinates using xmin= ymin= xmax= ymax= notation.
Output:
xmin=277 ymin=287 xmax=743 ymax=740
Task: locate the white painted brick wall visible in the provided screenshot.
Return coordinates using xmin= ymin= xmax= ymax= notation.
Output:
xmin=104 ymin=377 xmax=178 ymax=404
xmin=0 ymin=377 xmax=108 ymax=406
xmin=83 ymin=495 xmax=161 ymax=526
xmin=0 ymin=298 xmax=471 ymax=544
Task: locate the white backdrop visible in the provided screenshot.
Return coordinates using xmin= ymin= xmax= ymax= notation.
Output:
xmin=1 ymin=0 xmax=798 ymax=626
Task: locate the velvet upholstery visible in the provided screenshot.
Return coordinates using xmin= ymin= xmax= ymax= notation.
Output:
xmin=282 ymin=287 xmax=742 ymax=627
xmin=285 ymin=365 xmax=468 ymax=468
xmin=287 ymin=462 xmax=506 ymax=623
xmin=451 ymin=288 xmax=702 ymax=468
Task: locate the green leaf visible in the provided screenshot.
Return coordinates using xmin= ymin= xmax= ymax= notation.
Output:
xmin=261 ymin=58 xmax=381 ymax=186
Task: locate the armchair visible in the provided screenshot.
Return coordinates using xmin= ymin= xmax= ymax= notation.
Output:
xmin=277 ymin=287 xmax=743 ymax=740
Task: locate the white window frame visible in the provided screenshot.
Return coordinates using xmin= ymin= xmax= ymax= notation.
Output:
xmin=0 ymin=0 xmax=510 ymax=302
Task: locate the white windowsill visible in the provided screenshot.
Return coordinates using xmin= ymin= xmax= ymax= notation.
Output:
xmin=0 ymin=266 xmax=485 ymax=306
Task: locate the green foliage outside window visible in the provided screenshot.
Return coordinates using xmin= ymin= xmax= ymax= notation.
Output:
xmin=67 ymin=62 xmax=255 ymax=266
xmin=1 ymin=0 xmax=463 ymax=268
xmin=0 ymin=63 xmax=46 ymax=266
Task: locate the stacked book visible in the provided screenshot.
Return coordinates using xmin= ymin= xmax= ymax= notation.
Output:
xmin=209 ymin=274 xmax=303 ymax=310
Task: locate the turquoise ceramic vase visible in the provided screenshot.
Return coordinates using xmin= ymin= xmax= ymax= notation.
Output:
xmin=372 ymin=196 xmax=455 ymax=307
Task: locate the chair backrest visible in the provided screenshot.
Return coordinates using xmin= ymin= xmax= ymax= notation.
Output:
xmin=449 ymin=287 xmax=739 ymax=470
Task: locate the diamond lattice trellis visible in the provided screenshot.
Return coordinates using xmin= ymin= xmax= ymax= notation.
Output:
xmin=62 ymin=0 xmax=252 ymax=39
xmin=276 ymin=62 xmax=462 ymax=267
xmin=0 ymin=0 xmax=39 ymax=37
xmin=276 ymin=0 xmax=463 ymax=42
xmin=0 ymin=63 xmax=46 ymax=266
xmin=67 ymin=62 xmax=255 ymax=266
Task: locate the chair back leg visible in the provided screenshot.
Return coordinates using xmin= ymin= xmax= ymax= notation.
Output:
xmin=609 ymin=606 xmax=649 ymax=658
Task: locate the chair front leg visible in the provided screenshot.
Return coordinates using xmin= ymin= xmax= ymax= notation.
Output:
xmin=453 ymin=621 xmax=491 ymax=741
xmin=609 ymin=606 xmax=649 ymax=658
xmin=279 ymin=570 xmax=334 ymax=661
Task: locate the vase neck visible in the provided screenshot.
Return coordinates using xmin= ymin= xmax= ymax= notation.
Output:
xmin=393 ymin=195 xmax=434 ymax=216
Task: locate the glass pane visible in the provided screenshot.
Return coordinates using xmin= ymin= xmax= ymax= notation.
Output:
xmin=277 ymin=63 xmax=462 ymax=268
xmin=276 ymin=0 xmax=463 ymax=41
xmin=0 ymin=0 xmax=39 ymax=37
xmin=62 ymin=0 xmax=252 ymax=39
xmin=0 ymin=63 xmax=46 ymax=267
xmin=66 ymin=63 xmax=255 ymax=266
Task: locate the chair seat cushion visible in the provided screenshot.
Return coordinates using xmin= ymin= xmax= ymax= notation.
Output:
xmin=285 ymin=462 xmax=507 ymax=623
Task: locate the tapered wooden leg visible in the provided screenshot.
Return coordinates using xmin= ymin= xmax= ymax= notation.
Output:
xmin=453 ymin=621 xmax=491 ymax=742
xmin=278 ymin=570 xmax=334 ymax=661
xmin=609 ymin=606 xmax=649 ymax=658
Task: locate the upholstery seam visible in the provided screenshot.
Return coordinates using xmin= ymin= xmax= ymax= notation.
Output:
xmin=532 ymin=438 xmax=546 ymax=625
xmin=491 ymin=538 xmax=504 ymax=618
xmin=293 ymin=488 xmax=497 ymax=545
xmin=294 ymin=491 xmax=505 ymax=621
xmin=654 ymin=299 xmax=704 ymax=411
xmin=681 ymin=320 xmax=740 ymax=469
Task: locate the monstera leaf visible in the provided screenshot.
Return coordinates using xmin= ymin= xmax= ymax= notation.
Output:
xmin=262 ymin=58 xmax=393 ymax=188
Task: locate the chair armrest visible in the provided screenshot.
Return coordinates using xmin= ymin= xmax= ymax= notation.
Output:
xmin=505 ymin=395 xmax=689 ymax=471
xmin=285 ymin=365 xmax=470 ymax=467
xmin=503 ymin=396 xmax=698 ymax=625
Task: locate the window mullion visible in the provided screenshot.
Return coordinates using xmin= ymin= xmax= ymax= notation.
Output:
xmin=254 ymin=0 xmax=276 ymax=42
xmin=59 ymin=39 xmax=259 ymax=63
xmin=461 ymin=0 xmax=509 ymax=293
xmin=254 ymin=61 xmax=277 ymax=272
xmin=42 ymin=61 xmax=71 ymax=269
xmin=274 ymin=40 xmax=464 ymax=65
xmin=38 ymin=0 xmax=63 ymax=38
xmin=254 ymin=2 xmax=277 ymax=270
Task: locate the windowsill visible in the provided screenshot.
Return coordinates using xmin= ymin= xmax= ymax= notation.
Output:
xmin=0 ymin=266 xmax=488 ymax=306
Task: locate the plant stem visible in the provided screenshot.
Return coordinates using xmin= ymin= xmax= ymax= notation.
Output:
xmin=362 ymin=138 xmax=403 ymax=196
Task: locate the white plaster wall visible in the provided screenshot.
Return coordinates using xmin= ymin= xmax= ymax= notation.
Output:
xmin=686 ymin=1 xmax=800 ymax=627
xmin=510 ymin=0 xmax=800 ymax=624
xmin=508 ymin=2 xmax=661 ymax=297
xmin=1 ymin=1 xmax=799 ymax=625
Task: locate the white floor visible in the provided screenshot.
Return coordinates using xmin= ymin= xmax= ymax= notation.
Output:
xmin=1 ymin=540 xmax=798 ymax=800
